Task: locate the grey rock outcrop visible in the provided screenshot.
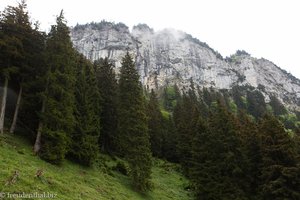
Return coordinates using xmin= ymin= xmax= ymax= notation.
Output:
xmin=71 ymin=21 xmax=300 ymax=109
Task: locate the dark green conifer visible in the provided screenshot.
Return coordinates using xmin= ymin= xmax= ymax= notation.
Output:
xmin=0 ymin=1 xmax=47 ymax=140
xmin=231 ymin=85 xmax=247 ymax=110
xmin=68 ymin=54 xmax=100 ymax=166
xmin=147 ymin=89 xmax=163 ymax=157
xmin=38 ymin=11 xmax=76 ymax=164
xmin=18 ymin=27 xmax=47 ymax=140
xmin=118 ymin=52 xmax=152 ymax=192
xmin=259 ymin=114 xmax=300 ymax=199
xmin=269 ymin=95 xmax=287 ymax=116
xmin=0 ymin=3 xmax=25 ymax=133
xmin=238 ymin=110 xmax=262 ymax=197
xmin=247 ymin=90 xmax=266 ymax=119
xmin=94 ymin=58 xmax=118 ymax=153
xmin=174 ymin=87 xmax=200 ymax=175
xmin=190 ymin=117 xmax=210 ymax=199
xmin=161 ymin=84 xmax=181 ymax=112
xmin=192 ymin=101 xmax=248 ymax=199
xmin=1 ymin=1 xmax=47 ymax=135
xmin=161 ymin=115 xmax=179 ymax=162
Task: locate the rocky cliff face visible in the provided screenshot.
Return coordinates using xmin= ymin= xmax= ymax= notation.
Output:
xmin=71 ymin=21 xmax=300 ymax=109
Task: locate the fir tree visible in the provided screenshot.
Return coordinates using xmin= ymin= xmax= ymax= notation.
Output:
xmin=0 ymin=3 xmax=24 ymax=133
xmin=68 ymin=54 xmax=100 ymax=166
xmin=231 ymin=85 xmax=247 ymax=110
xmin=269 ymin=95 xmax=287 ymax=116
xmin=37 ymin=11 xmax=76 ymax=164
xmin=162 ymin=86 xmax=178 ymax=111
xmin=192 ymin=101 xmax=248 ymax=199
xmin=189 ymin=117 xmax=209 ymax=199
xmin=0 ymin=1 xmax=45 ymax=135
xmin=18 ymin=26 xmax=47 ymax=141
xmin=196 ymin=88 xmax=210 ymax=118
xmin=147 ymin=89 xmax=163 ymax=157
xmin=202 ymin=87 xmax=213 ymax=106
xmin=238 ymin=110 xmax=262 ymax=198
xmin=161 ymin=115 xmax=179 ymax=162
xmin=118 ymin=52 xmax=152 ymax=192
xmin=247 ymin=90 xmax=266 ymax=119
xmin=174 ymin=88 xmax=200 ymax=175
xmin=94 ymin=58 xmax=118 ymax=153
xmin=259 ymin=114 xmax=300 ymax=199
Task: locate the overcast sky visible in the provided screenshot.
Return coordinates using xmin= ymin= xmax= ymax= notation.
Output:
xmin=1 ymin=0 xmax=300 ymax=78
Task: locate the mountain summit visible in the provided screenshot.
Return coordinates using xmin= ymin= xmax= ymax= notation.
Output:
xmin=71 ymin=21 xmax=300 ymax=110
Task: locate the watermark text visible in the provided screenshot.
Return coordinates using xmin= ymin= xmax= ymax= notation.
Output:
xmin=0 ymin=192 xmax=57 ymax=199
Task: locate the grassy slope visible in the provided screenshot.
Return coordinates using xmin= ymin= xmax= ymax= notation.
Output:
xmin=0 ymin=134 xmax=192 ymax=200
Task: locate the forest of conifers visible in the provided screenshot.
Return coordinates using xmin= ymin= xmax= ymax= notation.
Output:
xmin=1 ymin=2 xmax=300 ymax=199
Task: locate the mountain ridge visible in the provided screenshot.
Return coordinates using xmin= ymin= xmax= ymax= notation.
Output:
xmin=70 ymin=21 xmax=300 ymax=110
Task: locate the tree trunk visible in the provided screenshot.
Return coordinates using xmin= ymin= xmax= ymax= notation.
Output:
xmin=0 ymin=78 xmax=8 ymax=134
xmin=33 ymin=100 xmax=45 ymax=154
xmin=9 ymin=85 xmax=23 ymax=134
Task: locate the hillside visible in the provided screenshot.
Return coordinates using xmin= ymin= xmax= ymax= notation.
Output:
xmin=0 ymin=133 xmax=192 ymax=200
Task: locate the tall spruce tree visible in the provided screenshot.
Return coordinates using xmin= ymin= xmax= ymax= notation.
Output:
xmin=7 ymin=1 xmax=30 ymax=134
xmin=268 ymin=95 xmax=287 ymax=116
xmin=247 ymin=90 xmax=266 ymax=119
xmin=174 ymin=87 xmax=200 ymax=175
xmin=17 ymin=25 xmax=47 ymax=141
xmin=161 ymin=115 xmax=179 ymax=162
xmin=231 ymin=86 xmax=247 ymax=110
xmin=238 ymin=110 xmax=262 ymax=198
xmin=192 ymin=101 xmax=248 ymax=199
xmin=37 ymin=11 xmax=76 ymax=164
xmin=259 ymin=114 xmax=300 ymax=199
xmin=190 ymin=117 xmax=210 ymax=200
xmin=94 ymin=58 xmax=118 ymax=153
xmin=118 ymin=52 xmax=152 ymax=192
xmin=0 ymin=1 xmax=44 ymax=134
xmin=147 ymin=89 xmax=163 ymax=157
xmin=68 ymin=54 xmax=100 ymax=166
xmin=0 ymin=4 xmax=24 ymax=133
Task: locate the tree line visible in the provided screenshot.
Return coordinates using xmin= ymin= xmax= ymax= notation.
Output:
xmin=169 ymin=85 xmax=300 ymax=199
xmin=1 ymin=1 xmax=300 ymax=198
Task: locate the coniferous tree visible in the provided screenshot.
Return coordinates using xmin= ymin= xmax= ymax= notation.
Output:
xmin=0 ymin=1 xmax=47 ymax=137
xmin=247 ymin=90 xmax=266 ymax=119
xmin=202 ymin=87 xmax=215 ymax=107
xmin=18 ymin=26 xmax=47 ymax=140
xmin=173 ymin=93 xmax=191 ymax=174
xmin=68 ymin=55 xmax=100 ymax=166
xmin=6 ymin=1 xmax=30 ymax=134
xmin=161 ymin=84 xmax=181 ymax=112
xmin=94 ymin=58 xmax=118 ymax=153
xmin=190 ymin=117 xmax=210 ymax=200
xmin=259 ymin=114 xmax=300 ymax=199
xmin=232 ymin=85 xmax=247 ymax=110
xmin=269 ymin=95 xmax=287 ymax=116
xmin=196 ymin=89 xmax=210 ymax=118
xmin=118 ymin=52 xmax=152 ymax=192
xmin=37 ymin=11 xmax=76 ymax=164
xmin=0 ymin=4 xmax=24 ymax=133
xmin=193 ymin=101 xmax=248 ymax=199
xmin=0 ymin=1 xmax=45 ymax=135
xmin=174 ymin=86 xmax=200 ymax=175
xmin=161 ymin=115 xmax=179 ymax=162
xmin=238 ymin=110 xmax=262 ymax=198
xmin=147 ymin=89 xmax=163 ymax=157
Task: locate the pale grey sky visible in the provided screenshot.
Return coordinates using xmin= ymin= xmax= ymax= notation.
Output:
xmin=1 ymin=0 xmax=300 ymax=78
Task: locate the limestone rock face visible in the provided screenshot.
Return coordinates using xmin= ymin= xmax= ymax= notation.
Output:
xmin=71 ymin=21 xmax=300 ymax=109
